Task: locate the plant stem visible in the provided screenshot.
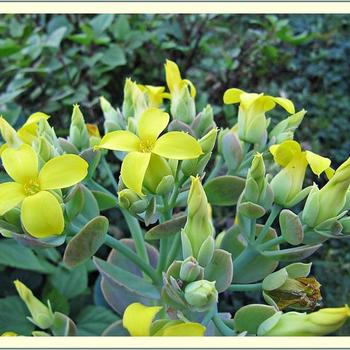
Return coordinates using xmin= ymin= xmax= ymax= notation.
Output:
xmin=121 ymin=208 xmax=149 ymax=264
xmin=165 ymin=233 xmax=181 ymax=268
xmin=254 ymin=205 xmax=281 ymax=245
xmin=104 ymin=235 xmax=159 ymax=285
xmin=201 ymin=305 xmax=216 ymax=327
xmin=228 ymin=283 xmax=262 ymax=292
xmin=206 ymin=155 xmax=223 ymax=182
xmin=212 ymin=314 xmax=235 ymax=336
xmin=101 ymin=157 xmax=149 ymax=263
xmin=156 ymin=237 xmax=169 ymax=275
xmin=258 ymin=236 xmax=286 ymax=251
xmin=233 ymin=245 xmax=258 ymax=273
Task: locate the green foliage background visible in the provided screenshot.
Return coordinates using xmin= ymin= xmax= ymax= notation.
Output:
xmin=1 ymin=14 xmax=350 ymax=335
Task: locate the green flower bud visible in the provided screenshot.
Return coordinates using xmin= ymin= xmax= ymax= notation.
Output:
xmin=14 ymin=280 xmax=54 ymax=330
xmin=302 ymin=185 xmax=320 ymax=227
xmin=219 ymin=128 xmax=243 ymax=172
xmin=269 ymin=109 xmax=306 ymax=144
xmin=0 ymin=116 xmax=22 ymax=148
xmin=68 ymin=104 xmax=90 ymax=150
xmin=86 ymin=123 xmax=101 ymax=148
xmin=170 ymin=86 xmax=196 ymax=124
xmin=198 ymin=128 xmax=217 ymax=154
xmin=258 ymin=306 xmax=350 ymax=336
xmin=122 ymin=78 xmax=147 ymax=120
xmin=32 ymin=136 xmax=56 ymax=163
xmin=143 ymin=154 xmax=173 ymax=194
xmin=184 ymin=280 xmax=218 ymax=312
xmin=100 ymin=96 xmax=124 ymax=132
xmin=179 ymin=257 xmax=204 ymax=282
xmin=156 ymin=175 xmax=175 ymax=196
xmin=182 ymin=176 xmax=215 ymax=264
xmin=270 ymin=153 xmax=309 ymax=207
xmin=314 ymin=157 xmax=350 ymax=225
xmin=118 ymin=189 xmax=148 ymax=214
xmin=191 ymin=105 xmax=216 ymax=136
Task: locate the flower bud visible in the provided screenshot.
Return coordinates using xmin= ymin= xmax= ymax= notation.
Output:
xmin=32 ymin=136 xmax=56 ymax=163
xmin=199 ymin=128 xmax=217 ymax=154
xmin=219 ymin=128 xmax=243 ymax=172
xmin=314 ymin=157 xmax=350 ymax=225
xmin=191 ymin=105 xmax=216 ymax=137
xmin=14 ymin=280 xmax=54 ymax=330
xmin=269 ymin=109 xmax=306 ymax=144
xmin=270 ymin=152 xmax=308 ymax=207
xmin=143 ymin=154 xmax=173 ymax=194
xmin=156 ymin=175 xmax=175 ymax=196
xmin=100 ymin=96 xmax=124 ymax=132
xmin=68 ymin=104 xmax=90 ymax=150
xmin=118 ymin=189 xmax=148 ymax=215
xmin=184 ymin=280 xmax=218 ymax=312
xmin=122 ymin=78 xmax=147 ymax=120
xmin=258 ymin=306 xmax=350 ymax=336
xmin=179 ymin=257 xmax=204 ymax=282
xmin=86 ymin=123 xmax=101 ymax=148
xmin=182 ymin=176 xmax=215 ymax=265
xmin=170 ymin=85 xmax=196 ymax=124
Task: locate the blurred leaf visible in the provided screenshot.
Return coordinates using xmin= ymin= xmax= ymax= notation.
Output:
xmin=101 ymin=44 xmax=126 ymax=67
xmin=45 ymin=27 xmax=67 ymax=48
xmin=76 ymin=305 xmax=119 ymax=336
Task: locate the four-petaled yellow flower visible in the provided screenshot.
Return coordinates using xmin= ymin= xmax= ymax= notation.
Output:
xmin=123 ymin=302 xmax=206 ymax=336
xmin=165 ymin=59 xmax=196 ymax=98
xmin=0 ymin=144 xmax=88 ymax=238
xmin=96 ymin=107 xmax=203 ymax=195
xmin=270 ymin=140 xmax=331 ymax=207
xmin=223 ymin=88 xmax=295 ymax=144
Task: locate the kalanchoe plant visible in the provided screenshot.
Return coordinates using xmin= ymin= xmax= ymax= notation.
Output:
xmin=1 ymin=59 xmax=350 ymax=337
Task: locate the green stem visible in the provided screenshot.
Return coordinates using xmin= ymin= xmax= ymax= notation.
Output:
xmin=121 ymin=208 xmax=149 ymax=264
xmin=212 ymin=314 xmax=235 ymax=336
xmin=258 ymin=236 xmax=286 ymax=251
xmin=255 ymin=205 xmax=281 ymax=245
xmin=104 ymin=235 xmax=159 ymax=285
xmin=233 ymin=245 xmax=258 ymax=273
xmin=201 ymin=305 xmax=216 ymax=327
xmin=156 ymin=237 xmax=169 ymax=275
xmin=165 ymin=233 xmax=181 ymax=268
xmin=228 ymin=283 xmax=262 ymax=292
xmin=101 ymin=157 xmax=149 ymax=264
xmin=206 ymin=155 xmax=223 ymax=182
xmin=249 ymin=218 xmax=256 ymax=244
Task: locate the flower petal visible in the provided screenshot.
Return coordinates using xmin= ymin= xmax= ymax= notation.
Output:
xmin=123 ymin=303 xmax=162 ymax=336
xmin=0 ymin=182 xmax=25 ymax=215
xmin=39 ymin=154 xmax=88 ymax=190
xmin=305 ymin=151 xmax=331 ymax=177
xmin=96 ymin=130 xmax=140 ymax=152
xmin=21 ymin=191 xmax=64 ymax=238
xmin=1 ymin=144 xmax=38 ymax=184
xmin=0 ymin=117 xmax=22 ymax=148
xmin=152 ymin=132 xmax=203 ymax=160
xmin=271 ymin=97 xmax=295 ymax=114
xmin=121 ymin=151 xmax=151 ymax=195
xmin=223 ymin=88 xmax=244 ymax=104
xmin=183 ymin=79 xmax=197 ymax=98
xmin=137 ymin=108 xmax=169 ymax=143
xmin=162 ymin=322 xmax=206 ymax=336
xmin=165 ymin=59 xmax=182 ymax=93
xmin=17 ymin=112 xmax=51 ymax=144
xmin=270 ymin=140 xmax=301 ymax=167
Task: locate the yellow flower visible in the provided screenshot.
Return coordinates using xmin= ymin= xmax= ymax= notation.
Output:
xmin=122 ymin=302 xmax=206 ymax=336
xmin=258 ymin=305 xmax=350 ymax=336
xmin=223 ymin=88 xmax=295 ymax=144
xmin=96 ymin=107 xmax=202 ymax=195
xmin=269 ymin=140 xmax=330 ymax=207
xmin=0 ymin=113 xmax=50 ymax=154
xmin=1 ymin=332 xmax=18 ymax=336
xmin=0 ymin=144 xmax=88 ymax=238
xmin=138 ymin=84 xmax=170 ymax=108
xmin=164 ymin=59 xmax=196 ymax=98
